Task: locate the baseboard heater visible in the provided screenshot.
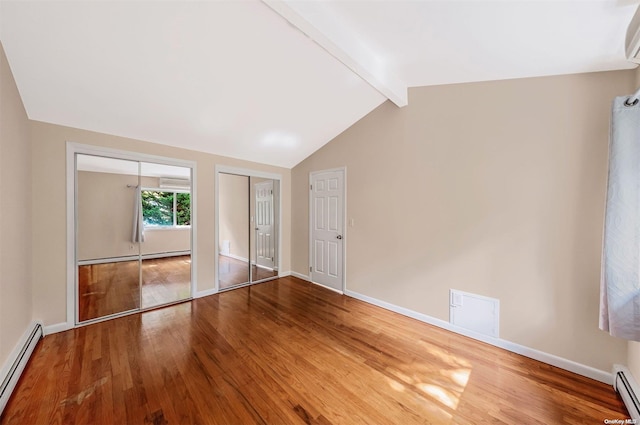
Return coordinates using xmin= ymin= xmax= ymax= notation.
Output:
xmin=0 ymin=322 xmax=43 ymax=415
xmin=613 ymin=364 xmax=640 ymax=421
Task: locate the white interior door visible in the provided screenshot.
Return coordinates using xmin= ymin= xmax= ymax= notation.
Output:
xmin=310 ymin=169 xmax=344 ymax=291
xmin=255 ymin=180 xmax=275 ymax=269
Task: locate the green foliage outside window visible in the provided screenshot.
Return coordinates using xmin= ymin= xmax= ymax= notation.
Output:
xmin=176 ymin=192 xmax=191 ymax=226
xmin=141 ymin=190 xmax=190 ymax=226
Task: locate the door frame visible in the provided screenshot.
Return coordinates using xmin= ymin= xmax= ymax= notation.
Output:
xmin=66 ymin=142 xmax=198 ymax=329
xmin=308 ymin=167 xmax=347 ymax=293
xmin=214 ymin=165 xmax=282 ymax=292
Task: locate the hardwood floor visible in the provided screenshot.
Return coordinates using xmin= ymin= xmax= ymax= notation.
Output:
xmin=78 ymin=260 xmax=140 ymax=321
xmin=219 ymin=255 xmax=277 ymax=289
xmin=2 ymin=277 xmax=628 ymax=424
xmin=78 ymin=256 xmax=191 ymax=322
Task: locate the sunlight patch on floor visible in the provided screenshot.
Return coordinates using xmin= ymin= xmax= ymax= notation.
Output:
xmin=442 ymin=368 xmax=471 ymax=388
xmin=418 ymin=340 xmax=472 ymax=368
xmin=387 ymin=378 xmax=405 ymax=392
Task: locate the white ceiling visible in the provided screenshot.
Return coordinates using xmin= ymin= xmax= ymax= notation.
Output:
xmin=305 ymin=0 xmax=639 ymax=88
xmin=1 ymin=1 xmax=638 ymax=168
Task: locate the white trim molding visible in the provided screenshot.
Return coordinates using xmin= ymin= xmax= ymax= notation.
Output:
xmin=344 ymin=289 xmax=612 ymax=385
xmin=287 ymin=271 xmax=311 ymax=281
xmin=219 ymin=253 xmax=249 ymax=263
xmin=43 ymin=322 xmax=73 ymax=336
xmin=311 ymin=280 xmax=343 ymax=295
xmin=292 ymin=272 xmax=310 ymax=281
xmin=194 ymin=287 xmax=218 ymax=299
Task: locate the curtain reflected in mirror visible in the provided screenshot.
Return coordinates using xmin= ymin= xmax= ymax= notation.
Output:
xmin=218 ymin=172 xmax=279 ymax=291
xmin=76 ymin=154 xmax=193 ymax=323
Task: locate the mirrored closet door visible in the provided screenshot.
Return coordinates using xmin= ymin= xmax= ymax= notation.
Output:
xmin=139 ymin=162 xmax=192 ymax=309
xmin=76 ymin=154 xmax=193 ymax=324
xmin=218 ymin=171 xmax=280 ymax=290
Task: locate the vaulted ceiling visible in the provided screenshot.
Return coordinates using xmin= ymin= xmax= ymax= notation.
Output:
xmin=1 ymin=1 xmax=637 ymax=168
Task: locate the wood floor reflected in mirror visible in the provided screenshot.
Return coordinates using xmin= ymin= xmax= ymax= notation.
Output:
xmin=78 ymin=256 xmax=191 ymax=322
xmin=78 ymin=260 xmax=140 ymax=322
xmin=218 ymin=255 xmax=277 ymax=290
xmin=141 ymin=256 xmax=191 ymax=308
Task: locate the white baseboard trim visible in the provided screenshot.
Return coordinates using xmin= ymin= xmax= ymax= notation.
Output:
xmin=289 ymin=271 xmax=310 ymax=281
xmin=141 ymin=251 xmax=191 ymax=260
xmin=311 ymin=280 xmax=344 ymax=295
xmin=219 ymin=253 xmax=248 ymax=263
xmin=43 ymin=322 xmax=73 ymax=336
xmin=194 ymin=287 xmax=218 ymax=298
xmin=0 ymin=321 xmax=43 ymax=415
xmin=344 ymin=289 xmax=612 ymax=385
xmin=288 ymin=271 xmax=342 ymax=294
xmin=78 ymin=251 xmax=191 ymax=266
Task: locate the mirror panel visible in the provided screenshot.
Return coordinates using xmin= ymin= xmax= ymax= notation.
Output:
xmin=76 ymin=154 xmax=140 ymax=322
xmin=139 ymin=162 xmax=192 ymax=308
xmin=218 ymin=173 xmax=250 ymax=289
xmin=250 ymin=177 xmax=278 ymax=282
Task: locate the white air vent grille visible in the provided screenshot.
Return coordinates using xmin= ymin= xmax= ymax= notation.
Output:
xmin=449 ymin=289 xmax=499 ymax=338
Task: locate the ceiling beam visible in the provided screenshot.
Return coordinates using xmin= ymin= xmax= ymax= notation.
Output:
xmin=262 ymin=0 xmax=408 ymax=107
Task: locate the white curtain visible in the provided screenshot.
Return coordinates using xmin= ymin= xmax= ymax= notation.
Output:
xmin=600 ymin=94 xmax=640 ymax=340
xmin=132 ymin=186 xmax=145 ymax=243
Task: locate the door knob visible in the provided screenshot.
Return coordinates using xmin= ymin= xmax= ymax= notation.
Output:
xmin=337 ymin=235 xmax=342 ymax=239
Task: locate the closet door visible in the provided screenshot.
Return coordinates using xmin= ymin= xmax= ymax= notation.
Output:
xmin=218 ymin=173 xmax=250 ymax=289
xmin=139 ymin=162 xmax=192 ymax=308
xmin=76 ymin=155 xmax=141 ymax=322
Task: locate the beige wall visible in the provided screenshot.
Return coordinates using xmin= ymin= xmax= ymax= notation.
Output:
xmin=0 ymin=42 xmax=32 ymax=368
xmin=292 ymin=70 xmax=635 ymax=372
xmin=141 ymin=228 xmax=190 ymax=257
xmin=218 ymin=173 xmax=249 ymax=259
xmin=31 ymin=121 xmax=291 ymax=327
xmin=77 ymin=171 xmax=190 ymax=260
